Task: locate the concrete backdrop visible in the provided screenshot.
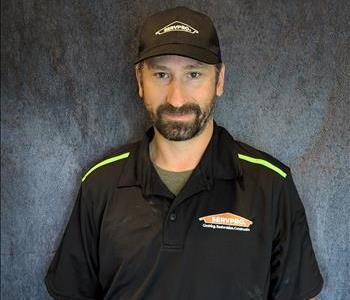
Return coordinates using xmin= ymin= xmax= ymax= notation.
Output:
xmin=1 ymin=0 xmax=349 ymax=299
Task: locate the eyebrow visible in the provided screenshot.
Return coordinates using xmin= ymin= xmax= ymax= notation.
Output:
xmin=147 ymin=61 xmax=207 ymax=70
xmin=147 ymin=63 xmax=169 ymax=71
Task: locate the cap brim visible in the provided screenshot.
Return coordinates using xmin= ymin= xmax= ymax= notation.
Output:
xmin=134 ymin=43 xmax=220 ymax=64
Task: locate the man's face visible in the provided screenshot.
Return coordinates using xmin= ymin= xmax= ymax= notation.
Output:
xmin=135 ymin=55 xmax=225 ymax=141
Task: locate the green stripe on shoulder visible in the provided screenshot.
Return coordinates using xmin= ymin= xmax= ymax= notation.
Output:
xmin=238 ymin=153 xmax=287 ymax=178
xmin=82 ymin=152 xmax=130 ymax=182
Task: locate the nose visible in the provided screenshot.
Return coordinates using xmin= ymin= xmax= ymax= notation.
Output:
xmin=166 ymin=79 xmax=186 ymax=108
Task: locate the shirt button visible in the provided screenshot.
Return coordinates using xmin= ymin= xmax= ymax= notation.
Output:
xmin=169 ymin=212 xmax=177 ymax=221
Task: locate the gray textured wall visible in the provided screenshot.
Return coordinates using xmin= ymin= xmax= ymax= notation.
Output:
xmin=1 ymin=0 xmax=349 ymax=299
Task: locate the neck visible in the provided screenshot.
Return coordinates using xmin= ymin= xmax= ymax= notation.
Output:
xmin=149 ymin=119 xmax=214 ymax=172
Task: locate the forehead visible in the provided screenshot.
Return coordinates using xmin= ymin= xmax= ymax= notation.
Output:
xmin=144 ymin=55 xmax=212 ymax=69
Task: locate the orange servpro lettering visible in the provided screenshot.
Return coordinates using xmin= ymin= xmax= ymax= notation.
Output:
xmin=199 ymin=212 xmax=253 ymax=228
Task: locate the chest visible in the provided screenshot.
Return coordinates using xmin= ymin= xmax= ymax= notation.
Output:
xmin=98 ymin=179 xmax=273 ymax=292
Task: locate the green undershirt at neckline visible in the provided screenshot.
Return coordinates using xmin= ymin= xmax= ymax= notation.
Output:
xmin=153 ymin=163 xmax=194 ymax=196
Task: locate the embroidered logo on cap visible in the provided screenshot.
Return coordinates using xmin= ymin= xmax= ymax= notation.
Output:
xmin=155 ymin=21 xmax=199 ymax=35
xmin=199 ymin=212 xmax=253 ymax=231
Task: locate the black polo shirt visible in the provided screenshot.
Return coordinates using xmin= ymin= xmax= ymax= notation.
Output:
xmin=45 ymin=122 xmax=323 ymax=300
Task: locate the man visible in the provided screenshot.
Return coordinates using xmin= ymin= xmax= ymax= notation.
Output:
xmin=45 ymin=6 xmax=323 ymax=300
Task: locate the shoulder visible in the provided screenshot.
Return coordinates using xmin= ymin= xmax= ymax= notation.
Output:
xmin=234 ymin=139 xmax=291 ymax=182
xmin=81 ymin=141 xmax=139 ymax=189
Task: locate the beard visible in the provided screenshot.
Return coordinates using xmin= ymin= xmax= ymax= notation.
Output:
xmin=146 ymin=96 xmax=216 ymax=141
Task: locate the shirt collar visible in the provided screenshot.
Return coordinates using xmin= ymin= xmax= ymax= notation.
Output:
xmin=117 ymin=121 xmax=243 ymax=196
xmin=198 ymin=121 xmax=243 ymax=182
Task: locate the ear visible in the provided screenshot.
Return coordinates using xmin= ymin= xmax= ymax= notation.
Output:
xmin=215 ymin=63 xmax=225 ymax=97
xmin=135 ymin=65 xmax=143 ymax=98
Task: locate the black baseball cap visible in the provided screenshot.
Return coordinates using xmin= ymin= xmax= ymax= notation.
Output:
xmin=135 ymin=6 xmax=222 ymax=64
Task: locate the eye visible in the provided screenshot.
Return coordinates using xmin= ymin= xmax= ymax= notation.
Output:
xmin=188 ymin=72 xmax=201 ymax=79
xmin=153 ymin=72 xmax=169 ymax=79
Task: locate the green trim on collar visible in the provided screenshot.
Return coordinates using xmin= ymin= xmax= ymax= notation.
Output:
xmin=238 ymin=153 xmax=287 ymax=178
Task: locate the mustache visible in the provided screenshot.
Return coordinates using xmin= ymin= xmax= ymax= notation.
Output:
xmin=156 ymin=103 xmax=201 ymax=117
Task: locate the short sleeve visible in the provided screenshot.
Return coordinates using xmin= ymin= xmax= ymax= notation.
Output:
xmin=44 ymin=185 xmax=102 ymax=299
xmin=269 ymin=171 xmax=323 ymax=300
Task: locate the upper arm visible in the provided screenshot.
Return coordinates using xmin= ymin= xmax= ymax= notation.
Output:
xmin=268 ymin=171 xmax=323 ymax=299
xmin=44 ymin=185 xmax=102 ymax=299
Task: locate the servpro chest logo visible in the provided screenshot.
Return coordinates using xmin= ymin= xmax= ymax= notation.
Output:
xmin=155 ymin=21 xmax=199 ymax=35
xmin=199 ymin=212 xmax=253 ymax=232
